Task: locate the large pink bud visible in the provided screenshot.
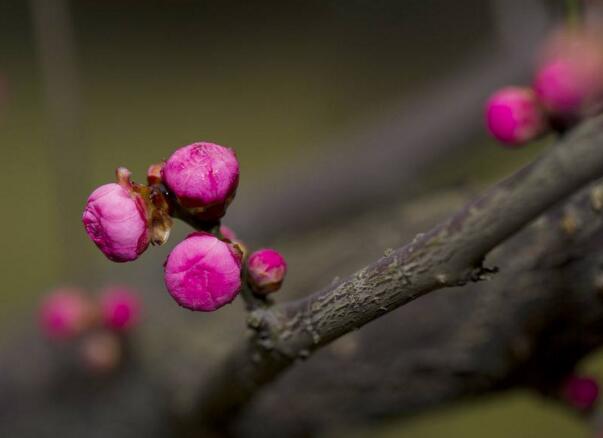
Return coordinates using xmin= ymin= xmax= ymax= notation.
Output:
xmin=100 ymin=286 xmax=141 ymax=332
xmin=83 ymin=179 xmax=150 ymax=262
xmin=485 ymin=86 xmax=547 ymax=146
xmin=161 ymin=142 xmax=239 ymax=220
xmin=164 ymin=232 xmax=243 ymax=311
xmin=562 ymin=375 xmax=599 ymax=410
xmin=247 ymin=248 xmax=287 ymax=294
xmin=39 ymin=289 xmax=93 ymax=340
xmin=534 ymin=30 xmax=603 ymax=118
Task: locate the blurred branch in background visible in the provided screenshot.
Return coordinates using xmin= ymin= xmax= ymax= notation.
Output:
xmin=29 ymin=0 xmax=90 ymax=281
xmin=230 ymin=0 xmax=552 ymax=243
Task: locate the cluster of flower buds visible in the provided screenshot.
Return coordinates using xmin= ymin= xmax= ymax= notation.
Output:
xmin=561 ymin=374 xmax=600 ymax=411
xmin=486 ymin=28 xmax=603 ymax=146
xmin=39 ymin=286 xmax=140 ymax=373
xmin=83 ymin=141 xmax=288 ymax=312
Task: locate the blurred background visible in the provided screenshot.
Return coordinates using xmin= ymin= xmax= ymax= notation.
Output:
xmin=0 ymin=0 xmax=599 ymax=436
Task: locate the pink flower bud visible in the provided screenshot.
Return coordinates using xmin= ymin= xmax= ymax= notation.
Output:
xmin=39 ymin=289 xmax=93 ymax=340
xmin=563 ymin=375 xmax=599 ymax=410
xmin=162 ymin=142 xmax=239 ymax=220
xmin=82 ymin=181 xmax=150 ymax=262
xmin=247 ymin=248 xmax=287 ymax=294
xmin=100 ymin=286 xmax=141 ymax=332
xmin=485 ymin=87 xmax=547 ymax=146
xmin=534 ymin=30 xmax=603 ymax=118
xmin=164 ymin=232 xmax=243 ymax=311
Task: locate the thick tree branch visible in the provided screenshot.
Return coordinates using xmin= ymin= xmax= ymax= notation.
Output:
xmin=186 ymin=114 xmax=603 ymax=430
xmin=236 ymin=177 xmax=603 ymax=436
xmin=5 ymin=178 xmax=603 ymax=437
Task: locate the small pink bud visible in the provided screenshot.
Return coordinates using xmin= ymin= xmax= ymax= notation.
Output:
xmin=79 ymin=330 xmax=122 ymax=374
xmin=164 ymin=232 xmax=243 ymax=311
xmin=247 ymin=248 xmax=287 ymax=294
xmin=534 ymin=30 xmax=603 ymax=118
xmin=39 ymin=289 xmax=93 ymax=340
xmin=563 ymin=375 xmax=599 ymax=410
xmin=161 ymin=142 xmax=239 ymax=220
xmin=82 ymin=180 xmax=150 ymax=262
xmin=485 ymin=86 xmax=547 ymax=146
xmin=100 ymin=286 xmax=141 ymax=332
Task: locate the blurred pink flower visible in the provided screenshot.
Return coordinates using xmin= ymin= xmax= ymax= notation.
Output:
xmin=39 ymin=289 xmax=92 ymax=340
xmin=534 ymin=29 xmax=603 ymax=118
xmin=563 ymin=374 xmax=599 ymax=410
xmin=485 ymin=86 xmax=547 ymax=146
xmin=100 ymin=286 xmax=141 ymax=331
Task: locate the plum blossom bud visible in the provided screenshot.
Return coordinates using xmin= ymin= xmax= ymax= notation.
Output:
xmin=79 ymin=330 xmax=122 ymax=374
xmin=485 ymin=87 xmax=547 ymax=146
xmin=562 ymin=375 xmax=599 ymax=410
xmin=534 ymin=30 xmax=603 ymax=119
xmin=100 ymin=286 xmax=141 ymax=332
xmin=82 ymin=168 xmax=150 ymax=262
xmin=162 ymin=142 xmax=239 ymax=220
xmin=247 ymin=249 xmax=287 ymax=294
xmin=40 ymin=289 xmax=94 ymax=340
xmin=164 ymin=232 xmax=243 ymax=311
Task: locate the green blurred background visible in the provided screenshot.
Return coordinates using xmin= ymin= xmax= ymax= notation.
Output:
xmin=0 ymin=0 xmax=597 ymax=436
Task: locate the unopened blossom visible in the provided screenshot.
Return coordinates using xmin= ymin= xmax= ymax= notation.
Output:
xmin=534 ymin=29 xmax=603 ymax=119
xmin=100 ymin=286 xmax=141 ymax=332
xmin=563 ymin=375 xmax=599 ymax=410
xmin=164 ymin=232 xmax=243 ymax=311
xmin=40 ymin=289 xmax=93 ymax=340
xmin=83 ymin=174 xmax=150 ymax=262
xmin=247 ymin=248 xmax=287 ymax=294
xmin=485 ymin=86 xmax=547 ymax=146
xmin=162 ymin=142 xmax=239 ymax=220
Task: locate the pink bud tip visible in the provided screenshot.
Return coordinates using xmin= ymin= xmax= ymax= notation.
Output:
xmin=161 ymin=142 xmax=239 ymax=220
xmin=82 ymin=182 xmax=150 ymax=262
xmin=164 ymin=232 xmax=243 ymax=311
xmin=247 ymin=248 xmax=287 ymax=294
xmin=100 ymin=286 xmax=141 ymax=331
xmin=39 ymin=289 xmax=92 ymax=340
xmin=485 ymin=87 xmax=547 ymax=146
xmin=534 ymin=30 xmax=603 ymax=118
xmin=563 ymin=375 xmax=599 ymax=410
